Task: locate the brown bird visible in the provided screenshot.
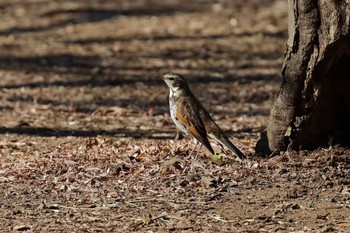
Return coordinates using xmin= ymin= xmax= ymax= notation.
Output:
xmin=162 ymin=73 xmax=245 ymax=160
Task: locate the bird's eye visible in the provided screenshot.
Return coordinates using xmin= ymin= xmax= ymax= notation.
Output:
xmin=168 ymin=77 xmax=175 ymax=81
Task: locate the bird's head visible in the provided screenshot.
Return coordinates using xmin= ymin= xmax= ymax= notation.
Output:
xmin=161 ymin=73 xmax=189 ymax=93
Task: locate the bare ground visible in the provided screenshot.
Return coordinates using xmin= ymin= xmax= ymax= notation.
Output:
xmin=0 ymin=0 xmax=349 ymax=232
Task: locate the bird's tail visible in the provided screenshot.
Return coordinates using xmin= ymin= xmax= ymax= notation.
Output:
xmin=208 ymin=132 xmax=245 ymax=160
xmin=221 ymin=137 xmax=245 ymax=160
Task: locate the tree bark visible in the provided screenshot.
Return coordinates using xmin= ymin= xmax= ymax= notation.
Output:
xmin=258 ymin=0 xmax=350 ymax=153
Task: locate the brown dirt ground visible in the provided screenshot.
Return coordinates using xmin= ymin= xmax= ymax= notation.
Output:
xmin=0 ymin=0 xmax=349 ymax=232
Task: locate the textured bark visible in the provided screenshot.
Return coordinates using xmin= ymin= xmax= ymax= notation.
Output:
xmin=259 ymin=0 xmax=350 ymax=152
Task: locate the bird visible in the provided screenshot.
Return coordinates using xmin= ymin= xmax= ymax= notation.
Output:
xmin=161 ymin=73 xmax=245 ymax=160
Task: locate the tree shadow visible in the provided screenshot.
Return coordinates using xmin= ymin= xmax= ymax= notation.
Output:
xmin=0 ymin=54 xmax=162 ymax=87
xmin=65 ymin=31 xmax=287 ymax=45
xmin=0 ymin=126 xmax=175 ymax=140
xmin=0 ymin=3 xmax=205 ymax=35
xmin=0 ymin=52 xmax=280 ymax=92
xmin=5 ymin=92 xmax=168 ymax=113
xmin=0 ymin=125 xmax=260 ymax=141
xmin=0 ymin=54 xmax=101 ymax=74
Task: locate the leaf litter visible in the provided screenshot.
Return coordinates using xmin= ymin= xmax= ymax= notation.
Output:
xmin=0 ymin=0 xmax=349 ymax=232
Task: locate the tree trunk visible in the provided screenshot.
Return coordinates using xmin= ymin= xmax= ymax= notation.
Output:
xmin=258 ymin=0 xmax=350 ymax=153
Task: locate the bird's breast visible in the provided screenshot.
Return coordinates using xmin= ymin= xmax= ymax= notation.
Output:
xmin=169 ymin=96 xmax=188 ymax=135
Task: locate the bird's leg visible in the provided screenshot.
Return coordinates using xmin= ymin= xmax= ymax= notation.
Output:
xmin=190 ymin=141 xmax=203 ymax=171
xmin=189 ymin=141 xmax=196 ymax=155
xmin=193 ymin=144 xmax=203 ymax=163
xmin=183 ymin=141 xmax=197 ymax=173
xmin=189 ymin=138 xmax=200 ymax=155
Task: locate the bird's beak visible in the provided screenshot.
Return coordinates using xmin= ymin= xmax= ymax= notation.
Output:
xmin=153 ymin=74 xmax=165 ymax=80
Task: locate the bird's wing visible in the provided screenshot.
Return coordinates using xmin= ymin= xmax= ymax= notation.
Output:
xmin=175 ymin=98 xmax=214 ymax=154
